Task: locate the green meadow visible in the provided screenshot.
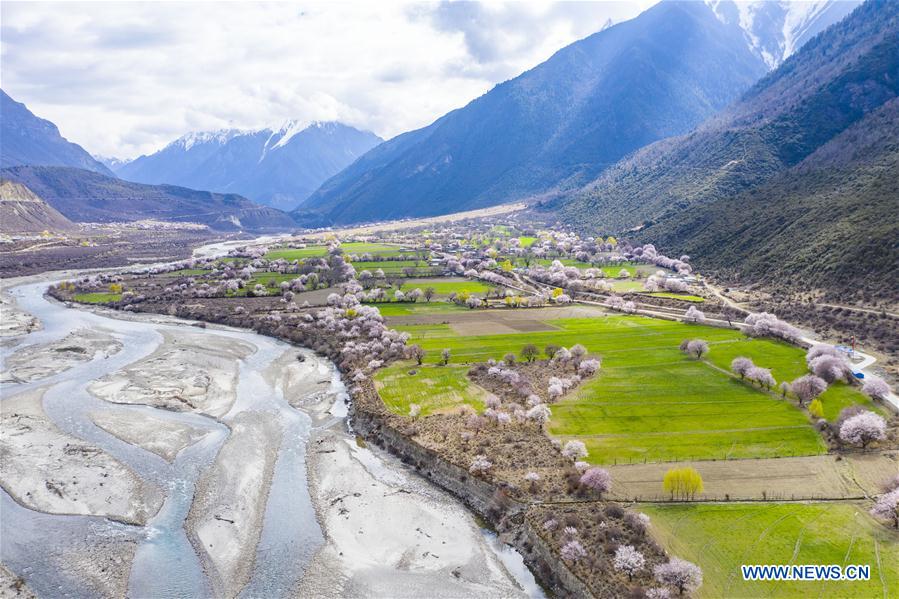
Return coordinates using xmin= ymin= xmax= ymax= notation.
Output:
xmin=375 ymin=302 xmax=467 ymax=316
xmin=640 ymin=502 xmax=899 ymax=599
xmin=376 ymin=364 xmax=486 ymax=415
xmin=704 ymin=337 xmax=881 ymax=420
xmin=378 ymin=313 xmax=874 ymax=463
xmin=351 ymin=260 xmax=430 ymax=275
xmin=397 ymin=278 xmax=494 ymax=297
xmin=644 ymin=291 xmax=706 ymax=302
xmin=264 ymin=242 xmax=405 ymax=260
xmin=73 ymin=292 xmax=122 ymax=304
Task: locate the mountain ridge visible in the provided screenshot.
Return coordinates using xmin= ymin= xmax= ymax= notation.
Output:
xmin=0 ymin=90 xmax=114 ymax=177
xmin=555 ymin=0 xmax=898 ymax=300
xmin=293 ymin=0 xmax=772 ymax=227
xmin=1 ymin=165 xmax=296 ymax=232
xmin=116 ymin=121 xmax=382 ymax=211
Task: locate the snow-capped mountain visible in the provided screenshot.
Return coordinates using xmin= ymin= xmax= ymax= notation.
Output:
xmin=93 ymin=155 xmax=133 ymax=171
xmin=115 ymin=121 xmax=382 ymax=210
xmin=706 ymin=0 xmax=861 ymax=68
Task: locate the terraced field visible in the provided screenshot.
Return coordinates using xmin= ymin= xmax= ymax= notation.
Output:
xmin=640 ymin=502 xmax=899 ymax=599
xmin=380 ymin=312 xmax=874 ymax=463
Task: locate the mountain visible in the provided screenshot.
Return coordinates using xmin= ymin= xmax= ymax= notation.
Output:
xmin=0 ymin=90 xmax=114 ymax=176
xmin=116 ymin=122 xmax=382 ymax=211
xmin=293 ymin=1 xmax=781 ymax=227
xmin=0 ymin=166 xmax=296 ymax=232
xmin=0 ymin=179 xmax=75 ymax=233
xmin=707 ymin=0 xmax=862 ymax=68
xmin=93 ymin=155 xmax=133 ymax=171
xmin=557 ymin=0 xmax=898 ymax=300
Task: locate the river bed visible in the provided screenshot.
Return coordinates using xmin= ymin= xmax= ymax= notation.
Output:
xmin=0 ymin=274 xmax=542 ymax=598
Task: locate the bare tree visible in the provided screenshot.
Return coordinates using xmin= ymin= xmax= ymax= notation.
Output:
xmin=408 ymin=344 xmax=426 ymax=366
xmin=520 ymin=343 xmax=540 ymax=362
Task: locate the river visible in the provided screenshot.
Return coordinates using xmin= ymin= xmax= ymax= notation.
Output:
xmin=0 ymin=274 xmax=543 ymax=598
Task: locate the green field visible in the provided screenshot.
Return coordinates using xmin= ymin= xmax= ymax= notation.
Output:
xmin=600 ymin=263 xmax=638 ymax=278
xmin=376 ymin=302 xmax=468 ymax=316
xmin=73 ymin=292 xmax=122 ymax=303
xmin=398 ymin=278 xmax=495 ymax=297
xmin=704 ymin=337 xmax=881 ymax=420
xmin=376 ymin=364 xmax=486 ymax=415
xmin=610 ymin=280 xmax=645 ymax=293
xmin=518 ymin=236 xmax=538 ymax=247
xmin=352 ymin=260 xmax=430 ymax=275
xmin=640 ymin=502 xmax=899 ymax=599
xmin=527 ymin=258 xmax=582 ymax=268
xmin=264 ymin=242 xmax=405 ymax=261
xmin=379 ymin=314 xmax=879 ymax=463
xmin=645 ymin=291 xmax=706 ymax=302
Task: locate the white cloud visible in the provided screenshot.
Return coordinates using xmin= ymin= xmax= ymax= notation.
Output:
xmin=1 ymin=1 xmax=655 ymax=158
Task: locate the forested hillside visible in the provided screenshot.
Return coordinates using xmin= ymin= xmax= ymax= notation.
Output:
xmin=557 ymin=0 xmax=898 ymax=300
xmin=295 ymin=1 xmax=768 ymax=226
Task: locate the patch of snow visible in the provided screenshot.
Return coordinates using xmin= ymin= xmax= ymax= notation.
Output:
xmin=269 ymin=119 xmax=311 ymax=150
xmin=171 ymin=128 xmax=245 ymax=151
xmin=705 ymin=0 xmax=841 ymax=69
xmin=781 ymin=0 xmax=832 ymax=61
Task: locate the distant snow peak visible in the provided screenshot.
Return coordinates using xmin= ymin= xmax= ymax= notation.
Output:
xmin=269 ymin=118 xmax=310 ymax=150
xmin=93 ymin=154 xmax=132 ymax=170
xmin=705 ymin=0 xmax=852 ymax=69
xmin=172 ymin=128 xmax=244 ymax=151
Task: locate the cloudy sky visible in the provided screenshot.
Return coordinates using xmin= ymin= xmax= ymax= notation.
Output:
xmin=1 ymin=1 xmax=655 ymax=159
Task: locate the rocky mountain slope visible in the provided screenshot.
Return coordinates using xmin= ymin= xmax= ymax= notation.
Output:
xmin=0 ymin=90 xmax=114 ymax=176
xmin=557 ymin=0 xmax=898 ymax=300
xmin=293 ymin=1 xmax=772 ymax=226
xmin=1 ymin=166 xmax=295 ymax=232
xmin=0 ymin=179 xmax=75 ymax=233
xmin=116 ymin=122 xmax=381 ymax=210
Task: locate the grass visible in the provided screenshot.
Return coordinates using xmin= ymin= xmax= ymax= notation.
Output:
xmin=375 ymin=363 xmax=486 ymax=415
xmin=526 ymin=258 xmax=582 ymax=268
xmin=398 ymin=278 xmax=495 ymax=297
xmin=73 ymin=292 xmax=122 ymax=303
xmin=640 ymin=502 xmax=899 ymax=599
xmin=645 ymin=291 xmax=706 ymax=302
xmin=610 ymin=280 xmax=645 ymax=293
xmin=352 ymin=260 xmax=430 ymax=275
xmin=704 ymin=337 xmax=880 ymax=420
xmin=386 ymin=314 xmax=842 ymax=463
xmin=264 ymin=242 xmax=405 ymax=261
xmin=600 ymin=263 xmax=638 ymax=278
xmin=376 ymin=302 xmax=467 ymax=316
xmin=518 ymin=236 xmax=538 ymax=247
